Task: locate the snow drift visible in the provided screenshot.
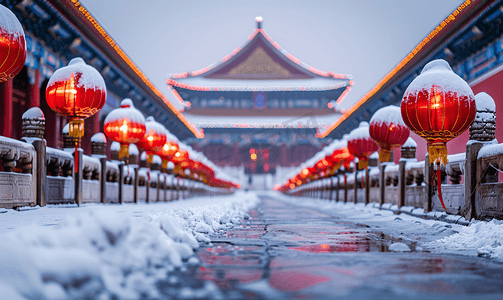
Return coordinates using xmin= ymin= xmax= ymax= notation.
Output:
xmin=0 ymin=191 xmax=259 ymax=299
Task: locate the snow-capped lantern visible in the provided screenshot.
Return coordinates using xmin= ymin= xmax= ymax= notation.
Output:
xmin=104 ymin=99 xmax=146 ymax=159
xmin=0 ymin=4 xmax=26 ymax=83
xmin=369 ymin=105 xmax=410 ymax=162
xmin=172 ymin=149 xmax=189 ymax=176
xmin=300 ymin=168 xmax=310 ymax=180
xmin=46 ymin=57 xmax=106 ymax=139
xmin=401 ymin=59 xmax=476 ymax=166
xmin=156 ymin=131 xmax=179 ymax=169
xmin=347 ymin=122 xmax=379 ymax=169
xmin=136 ymin=116 xmax=167 ymax=164
xmin=329 ymin=144 xmax=354 ymax=170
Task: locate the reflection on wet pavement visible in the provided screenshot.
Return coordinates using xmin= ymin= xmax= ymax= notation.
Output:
xmin=192 ymin=196 xmax=503 ymax=299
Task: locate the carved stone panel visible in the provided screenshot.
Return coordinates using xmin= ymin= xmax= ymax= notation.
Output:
xmin=47 ymin=176 xmax=74 ymax=204
xmin=0 ymin=173 xmax=34 ymax=208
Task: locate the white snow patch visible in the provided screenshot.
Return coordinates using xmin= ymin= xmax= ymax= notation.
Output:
xmin=369 ymin=105 xmax=405 ymax=127
xmin=426 ymin=220 xmax=503 ymax=261
xmin=404 ymin=59 xmax=474 ymax=97
xmin=0 ymin=4 xmax=25 ymax=36
xmin=103 ymin=99 xmax=146 ymax=139
xmin=153 ymin=155 xmax=162 ymax=165
xmin=22 ymin=107 xmax=44 ymax=120
xmin=110 ymin=141 xmax=120 ymax=151
xmin=389 ymin=242 xmax=410 ymax=252
xmin=477 ymin=143 xmax=503 ymax=159
xmin=91 ymin=132 xmax=107 ymax=143
xmin=475 ymin=92 xmax=496 ymax=112
xmin=402 ymin=137 xmax=417 ymax=148
xmin=129 ymin=144 xmax=139 ymax=156
xmin=48 ymin=57 xmax=106 ymax=93
xmin=0 ymin=191 xmax=260 ymax=298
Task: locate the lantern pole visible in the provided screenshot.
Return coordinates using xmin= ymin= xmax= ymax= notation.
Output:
xmin=365 ymin=166 xmax=370 ymax=204
xmin=354 ymin=163 xmax=358 ymax=204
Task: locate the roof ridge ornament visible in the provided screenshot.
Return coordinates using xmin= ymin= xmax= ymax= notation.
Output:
xmin=255 ymin=16 xmax=263 ymax=29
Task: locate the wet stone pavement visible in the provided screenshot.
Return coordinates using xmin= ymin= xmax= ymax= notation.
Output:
xmin=161 ymin=196 xmax=503 ymax=299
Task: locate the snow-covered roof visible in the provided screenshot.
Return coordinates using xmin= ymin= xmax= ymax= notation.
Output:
xmin=167 ymin=25 xmax=353 ymax=95
xmin=168 ymin=76 xmax=352 ymax=92
xmin=185 ymin=112 xmax=341 ymax=129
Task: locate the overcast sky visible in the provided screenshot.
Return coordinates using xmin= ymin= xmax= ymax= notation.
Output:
xmin=80 ymin=0 xmax=464 ymax=116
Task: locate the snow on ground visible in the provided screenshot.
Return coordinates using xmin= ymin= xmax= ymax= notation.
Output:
xmin=0 ymin=191 xmax=259 ymax=300
xmin=267 ymin=191 xmax=503 ymax=262
xmin=426 ymin=220 xmax=503 ymax=261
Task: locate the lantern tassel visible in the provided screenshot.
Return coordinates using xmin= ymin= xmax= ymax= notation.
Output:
xmin=436 ymin=163 xmax=446 ymax=210
xmin=428 ymin=143 xmax=448 ymax=165
xmin=75 ymin=141 xmax=78 ymax=174
xmin=358 ymin=159 xmax=368 ymax=170
xmin=378 ymin=149 xmax=391 ymax=162
xmin=119 ymin=144 xmax=129 ymax=160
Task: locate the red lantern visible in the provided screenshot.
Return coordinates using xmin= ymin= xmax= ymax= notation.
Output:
xmin=46 ymin=57 xmax=106 ymax=139
xmin=401 ymin=59 xmax=476 ymax=165
xmin=172 ymin=149 xmax=189 ymax=176
xmin=104 ymin=98 xmax=146 ymax=159
xmin=0 ymin=4 xmax=26 ymax=83
xmin=369 ymin=105 xmax=410 ymax=162
xmin=136 ymin=116 xmax=167 ymax=163
xmin=156 ymin=132 xmax=179 ymax=169
xmin=347 ymin=122 xmax=379 ymax=169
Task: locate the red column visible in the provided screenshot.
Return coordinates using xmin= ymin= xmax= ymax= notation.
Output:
xmin=232 ymin=143 xmax=240 ymax=166
xmin=1 ymin=79 xmax=13 ymax=137
xmin=28 ymin=69 xmax=40 ymax=108
xmin=280 ymin=143 xmax=288 ymax=166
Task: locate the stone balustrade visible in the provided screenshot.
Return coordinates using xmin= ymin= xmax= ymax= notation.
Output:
xmin=0 ymin=136 xmax=36 ymax=208
xmin=288 ymin=142 xmax=503 ymax=220
xmin=0 ymin=107 xmax=235 ymax=210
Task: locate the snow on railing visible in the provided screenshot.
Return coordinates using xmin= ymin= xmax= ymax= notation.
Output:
xmin=0 ymin=136 xmax=36 ymax=208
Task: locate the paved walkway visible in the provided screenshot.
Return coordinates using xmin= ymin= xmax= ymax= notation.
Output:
xmin=191 ymin=195 xmax=503 ymax=299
